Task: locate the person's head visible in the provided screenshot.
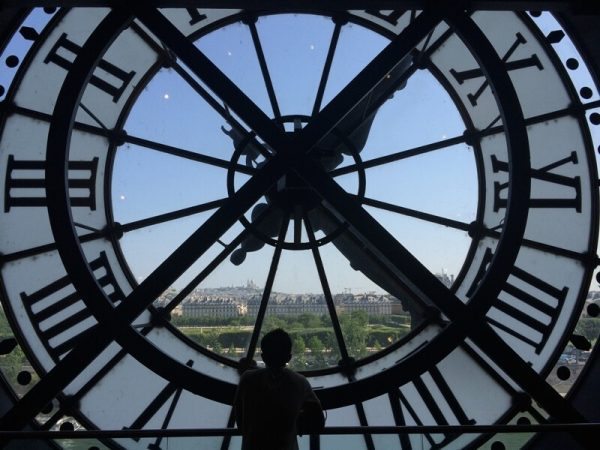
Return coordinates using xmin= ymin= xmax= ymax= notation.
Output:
xmin=260 ymin=328 xmax=292 ymax=368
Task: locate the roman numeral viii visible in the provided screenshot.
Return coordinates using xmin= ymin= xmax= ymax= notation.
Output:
xmin=20 ymin=252 xmax=125 ymax=360
xmin=389 ymin=367 xmax=475 ymax=449
xmin=45 ymin=32 xmax=136 ymax=102
xmin=4 ymin=155 xmax=98 ymax=212
xmin=491 ymin=151 xmax=581 ymax=212
xmin=468 ymin=248 xmax=568 ymax=354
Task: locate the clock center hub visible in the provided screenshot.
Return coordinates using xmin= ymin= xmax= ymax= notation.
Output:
xmin=266 ymin=167 xmax=322 ymax=213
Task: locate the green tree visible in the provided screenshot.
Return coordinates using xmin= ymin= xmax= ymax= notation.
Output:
xmin=575 ymin=318 xmax=600 ymax=343
xmin=340 ymin=313 xmax=368 ymax=358
xmin=373 ymin=340 xmax=382 ymax=353
xmin=291 ymin=335 xmax=306 ymax=370
xmin=263 ymin=315 xmax=286 ymax=332
xmin=228 ymin=343 xmax=237 ymax=358
xmin=307 ymin=335 xmax=325 ymax=368
xmin=0 ymin=345 xmax=25 ymax=383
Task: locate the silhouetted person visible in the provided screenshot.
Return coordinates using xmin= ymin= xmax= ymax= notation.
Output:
xmin=234 ymin=328 xmax=322 ymax=450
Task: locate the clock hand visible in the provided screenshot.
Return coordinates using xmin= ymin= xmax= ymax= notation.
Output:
xmin=296 ymin=157 xmax=589 ymax=429
xmin=223 ymin=11 xmax=442 ymax=261
xmin=133 ymin=7 xmax=288 ymax=157
xmin=297 ymin=10 xmax=442 ymax=154
xmin=306 ymin=205 xmax=439 ymax=325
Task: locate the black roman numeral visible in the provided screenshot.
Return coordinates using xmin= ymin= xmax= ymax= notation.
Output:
xmin=4 ymin=155 xmax=98 ymax=212
xmin=364 ymin=10 xmax=407 ymax=26
xmin=390 ymin=367 xmax=474 ymax=449
xmin=468 ymin=248 xmax=568 ymax=354
xmin=186 ymin=8 xmax=207 ymax=25
xmin=45 ymin=33 xmax=136 ymax=102
xmin=20 ymin=252 xmax=124 ymax=360
xmin=127 ymin=360 xmax=193 ymax=448
xmin=491 ymin=151 xmax=582 ymax=212
xmin=450 ymin=32 xmax=543 ymax=106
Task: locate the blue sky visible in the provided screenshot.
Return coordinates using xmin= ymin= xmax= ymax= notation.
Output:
xmin=113 ymin=14 xmax=477 ymax=294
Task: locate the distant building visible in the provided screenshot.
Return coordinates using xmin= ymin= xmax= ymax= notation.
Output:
xmin=167 ymin=282 xmax=442 ymax=319
xmin=181 ymin=296 xmax=246 ymax=318
xmin=436 ymin=272 xmax=454 ymax=288
xmin=246 ymin=294 xmax=328 ymax=316
xmin=334 ymin=293 xmax=393 ymax=315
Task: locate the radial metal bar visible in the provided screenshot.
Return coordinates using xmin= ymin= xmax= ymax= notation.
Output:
xmin=357 ymin=195 xmax=471 ymax=231
xmin=245 ymin=214 xmax=291 ymax=361
xmin=311 ymin=21 xmax=342 ymax=117
xmin=304 ymin=214 xmax=350 ymax=362
xmin=124 ymin=134 xmax=256 ymax=174
xmin=247 ymin=18 xmax=283 ymax=123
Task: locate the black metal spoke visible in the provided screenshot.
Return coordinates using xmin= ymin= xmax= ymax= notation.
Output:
xmin=128 ymin=20 xmax=274 ymax=160
xmin=332 ymin=97 xmax=600 ymax=178
xmin=246 ymin=18 xmax=283 ymax=123
xmin=293 ymin=206 xmax=302 ymax=244
xmin=1 ymin=231 xmax=103 ymax=263
xmin=10 ymin=104 xmax=110 ymax=138
xmin=482 ymin=228 xmax=589 ymax=262
xmin=330 ymin=133 xmax=473 ymax=177
xmin=311 ymin=20 xmax=342 ymax=117
xmin=315 ymin=205 xmax=435 ymax=314
xmin=1 ymin=200 xmax=227 ymax=264
xmin=245 ymin=214 xmax=291 ymax=361
xmin=78 ymin=101 xmax=108 ymax=130
xmin=7 ymin=102 xmax=262 ymax=170
xmin=117 ymin=197 xmax=228 ymax=234
xmin=122 ymin=134 xmax=255 ymax=174
xmin=357 ymin=195 xmax=471 ymax=231
xmin=298 ymin=158 xmax=462 ymax=312
xmin=304 ymin=213 xmax=350 ymax=361
xmin=134 ymin=7 xmax=289 ymax=156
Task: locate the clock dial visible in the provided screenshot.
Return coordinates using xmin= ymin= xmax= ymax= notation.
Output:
xmin=0 ymin=5 xmax=598 ymax=450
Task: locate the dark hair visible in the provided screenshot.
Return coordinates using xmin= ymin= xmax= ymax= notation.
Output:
xmin=260 ymin=328 xmax=292 ymax=368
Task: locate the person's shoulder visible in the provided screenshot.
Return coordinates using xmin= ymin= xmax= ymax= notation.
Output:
xmin=239 ymin=367 xmax=267 ymax=383
xmin=283 ymin=368 xmax=311 ymax=385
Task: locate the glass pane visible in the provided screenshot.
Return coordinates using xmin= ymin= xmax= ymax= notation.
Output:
xmin=252 ymin=248 xmax=342 ymax=371
xmin=256 ymin=14 xmax=335 ymax=116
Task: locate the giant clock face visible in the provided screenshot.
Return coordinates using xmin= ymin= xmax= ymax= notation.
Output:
xmin=0 ymin=5 xmax=599 ymax=450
